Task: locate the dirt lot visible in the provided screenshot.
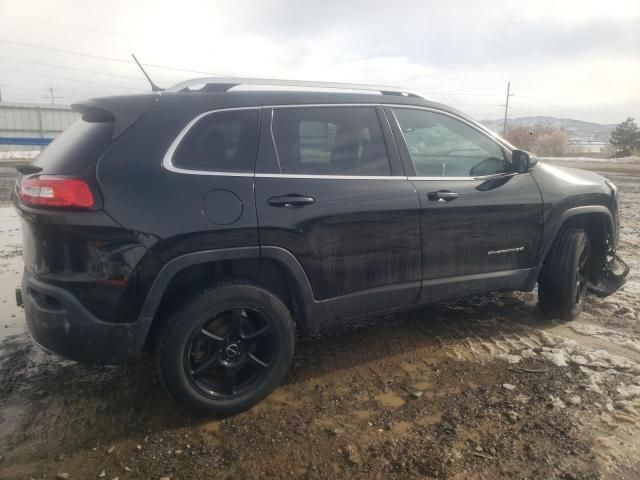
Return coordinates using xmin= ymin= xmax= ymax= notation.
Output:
xmin=1 ymin=160 xmax=639 ymax=480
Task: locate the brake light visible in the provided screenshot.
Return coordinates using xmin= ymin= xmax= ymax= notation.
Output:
xmin=19 ymin=176 xmax=94 ymax=208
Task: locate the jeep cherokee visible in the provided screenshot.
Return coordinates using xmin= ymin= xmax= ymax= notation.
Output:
xmin=13 ymin=78 xmax=629 ymax=416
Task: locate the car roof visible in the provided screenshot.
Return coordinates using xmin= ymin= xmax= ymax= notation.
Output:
xmin=78 ymin=78 xmax=505 ymax=143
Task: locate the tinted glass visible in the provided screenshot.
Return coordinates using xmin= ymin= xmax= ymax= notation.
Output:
xmin=173 ymin=109 xmax=260 ymax=172
xmin=393 ymin=108 xmax=509 ymax=177
xmin=33 ymin=119 xmax=114 ymax=175
xmin=272 ymin=107 xmax=391 ymax=175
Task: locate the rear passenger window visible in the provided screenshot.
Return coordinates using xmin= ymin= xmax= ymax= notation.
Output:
xmin=272 ymin=107 xmax=391 ymax=176
xmin=173 ymin=109 xmax=259 ymax=172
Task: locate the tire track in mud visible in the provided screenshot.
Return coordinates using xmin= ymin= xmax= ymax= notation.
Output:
xmin=441 ymin=315 xmax=640 ymax=476
xmin=542 ymin=323 xmax=640 ymax=364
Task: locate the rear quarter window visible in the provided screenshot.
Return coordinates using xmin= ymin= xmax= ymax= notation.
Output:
xmin=172 ymin=109 xmax=260 ymax=172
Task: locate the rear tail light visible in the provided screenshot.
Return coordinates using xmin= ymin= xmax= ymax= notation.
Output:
xmin=19 ymin=176 xmax=94 ymax=208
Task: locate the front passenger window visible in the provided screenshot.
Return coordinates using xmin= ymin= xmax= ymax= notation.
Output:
xmin=392 ymin=108 xmax=510 ymax=177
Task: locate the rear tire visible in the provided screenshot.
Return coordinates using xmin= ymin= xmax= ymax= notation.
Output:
xmin=155 ymin=282 xmax=295 ymax=417
xmin=538 ymin=228 xmax=591 ymax=321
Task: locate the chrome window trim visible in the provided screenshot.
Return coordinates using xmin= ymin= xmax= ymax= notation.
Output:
xmin=162 ymin=103 xmax=515 ymax=179
xmin=408 ymin=172 xmax=519 ymax=181
xmin=161 ymin=106 xmax=260 ymax=176
xmin=255 ymin=173 xmax=406 ymax=180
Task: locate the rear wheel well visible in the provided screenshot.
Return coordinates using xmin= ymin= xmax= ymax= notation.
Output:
xmin=144 ymin=257 xmax=304 ymax=350
xmin=551 ymin=213 xmax=612 ymax=283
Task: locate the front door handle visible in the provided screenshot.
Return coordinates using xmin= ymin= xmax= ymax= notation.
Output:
xmin=268 ymin=194 xmax=316 ymax=208
xmin=427 ymin=190 xmax=460 ymax=202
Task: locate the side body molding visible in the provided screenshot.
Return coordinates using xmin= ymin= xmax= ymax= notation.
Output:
xmin=525 ymin=205 xmax=615 ymax=290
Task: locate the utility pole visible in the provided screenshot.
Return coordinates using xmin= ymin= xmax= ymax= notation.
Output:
xmin=43 ymin=86 xmax=62 ymax=105
xmin=502 ymin=81 xmax=512 ymax=135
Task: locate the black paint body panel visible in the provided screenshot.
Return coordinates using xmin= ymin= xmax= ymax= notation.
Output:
xmin=410 ymin=173 xmax=543 ymax=281
xmin=255 ymin=176 xmax=421 ymax=300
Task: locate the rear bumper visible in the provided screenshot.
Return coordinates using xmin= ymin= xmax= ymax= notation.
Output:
xmin=588 ymin=253 xmax=630 ymax=297
xmin=21 ymin=269 xmax=140 ymax=364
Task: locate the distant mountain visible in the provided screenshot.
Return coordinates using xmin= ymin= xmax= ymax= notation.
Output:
xmin=481 ymin=116 xmax=616 ymax=142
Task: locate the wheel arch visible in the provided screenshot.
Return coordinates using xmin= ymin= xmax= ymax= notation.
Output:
xmin=133 ymin=246 xmax=319 ymax=352
xmin=526 ymin=205 xmax=615 ymax=290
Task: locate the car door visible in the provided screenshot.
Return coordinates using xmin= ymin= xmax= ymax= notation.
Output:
xmin=385 ymin=106 xmax=543 ymax=303
xmin=254 ymin=105 xmax=421 ymax=322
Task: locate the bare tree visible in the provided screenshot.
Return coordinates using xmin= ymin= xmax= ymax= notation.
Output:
xmin=504 ymin=122 xmax=569 ymax=156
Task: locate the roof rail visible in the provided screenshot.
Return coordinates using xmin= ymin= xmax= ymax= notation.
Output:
xmin=166 ymin=77 xmax=427 ymax=99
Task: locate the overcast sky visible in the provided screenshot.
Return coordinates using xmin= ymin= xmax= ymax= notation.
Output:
xmin=0 ymin=0 xmax=638 ymax=123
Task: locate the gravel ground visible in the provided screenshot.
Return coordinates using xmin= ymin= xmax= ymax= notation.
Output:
xmin=0 ymin=160 xmax=638 ymax=480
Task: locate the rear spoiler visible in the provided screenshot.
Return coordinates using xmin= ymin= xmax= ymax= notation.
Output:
xmin=71 ymin=94 xmax=160 ymax=139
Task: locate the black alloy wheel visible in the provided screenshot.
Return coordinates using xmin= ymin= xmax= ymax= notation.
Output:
xmin=156 ymin=282 xmax=295 ymax=416
xmin=186 ymin=306 xmax=276 ymax=398
xmin=574 ymin=244 xmax=590 ymax=307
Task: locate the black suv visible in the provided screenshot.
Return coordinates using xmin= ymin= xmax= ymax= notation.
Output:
xmin=13 ymin=78 xmax=628 ymax=416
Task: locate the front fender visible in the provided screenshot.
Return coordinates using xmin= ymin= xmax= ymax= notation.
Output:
xmin=525 ymin=205 xmax=615 ymax=290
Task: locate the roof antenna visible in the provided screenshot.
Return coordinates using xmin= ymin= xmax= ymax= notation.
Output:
xmin=131 ymin=53 xmax=163 ymax=92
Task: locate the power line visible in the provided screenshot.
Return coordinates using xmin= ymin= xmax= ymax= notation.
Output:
xmin=0 ymin=39 xmax=225 ymax=77
xmin=1 ymin=67 xmax=146 ymax=91
xmin=513 ymin=94 xmax=568 ymax=109
xmin=0 ymin=15 xmax=139 ymax=39
xmin=0 ymin=39 xmax=524 ymax=86
xmin=0 ymin=83 xmax=35 ymax=91
xmin=0 ymin=39 xmax=132 ymax=64
xmin=0 ymin=55 xmax=171 ymax=83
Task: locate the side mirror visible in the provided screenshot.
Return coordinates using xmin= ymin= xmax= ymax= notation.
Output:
xmin=511 ymin=149 xmax=538 ymax=173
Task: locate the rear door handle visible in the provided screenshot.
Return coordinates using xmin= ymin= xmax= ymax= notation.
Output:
xmin=268 ymin=194 xmax=316 ymax=208
xmin=427 ymin=190 xmax=460 ymax=202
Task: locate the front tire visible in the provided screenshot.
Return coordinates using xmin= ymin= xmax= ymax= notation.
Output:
xmin=155 ymin=282 xmax=295 ymax=416
xmin=538 ymin=228 xmax=591 ymax=321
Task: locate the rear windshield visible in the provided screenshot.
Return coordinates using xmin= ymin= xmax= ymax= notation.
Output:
xmin=33 ymin=119 xmax=114 ymax=176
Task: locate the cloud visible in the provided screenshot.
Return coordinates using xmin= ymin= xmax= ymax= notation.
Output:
xmin=0 ymin=0 xmax=638 ymax=123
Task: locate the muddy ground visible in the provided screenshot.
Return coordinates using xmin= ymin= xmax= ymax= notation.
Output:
xmin=0 ymin=160 xmax=639 ymax=480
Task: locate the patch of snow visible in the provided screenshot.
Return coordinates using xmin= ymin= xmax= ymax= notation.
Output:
xmin=620 ymin=341 xmax=640 ymax=354
xmin=540 ymin=347 xmax=569 ymax=367
xmin=498 ymin=353 xmax=522 ymax=364
xmin=568 ymin=395 xmax=582 ymax=406
xmin=540 ymin=155 xmax=640 ymax=164
xmin=616 ymin=384 xmax=640 ymax=400
xmin=0 ymin=150 xmax=40 ymax=161
xmin=570 ymin=324 xmax=640 ymax=354
xmin=548 ymin=395 xmax=566 ymax=409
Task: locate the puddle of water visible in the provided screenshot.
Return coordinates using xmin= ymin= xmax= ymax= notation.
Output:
xmin=390 ymin=420 xmax=412 ymax=434
xmin=375 ymin=391 xmax=405 ymax=408
xmin=0 ymin=207 xmax=24 ymax=340
xmin=353 ymin=410 xmax=371 ymax=420
xmin=0 ymin=401 xmax=27 ymax=446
